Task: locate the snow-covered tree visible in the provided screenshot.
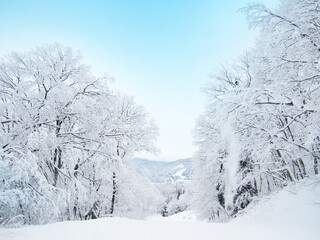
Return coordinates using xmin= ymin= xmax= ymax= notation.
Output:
xmin=193 ymin=0 xmax=320 ymax=221
xmin=0 ymin=43 xmax=160 ymax=225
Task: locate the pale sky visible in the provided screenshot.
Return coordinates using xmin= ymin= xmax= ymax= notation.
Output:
xmin=0 ymin=0 xmax=279 ymax=161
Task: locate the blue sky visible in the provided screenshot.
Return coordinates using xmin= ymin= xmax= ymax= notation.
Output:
xmin=0 ymin=0 xmax=279 ymax=161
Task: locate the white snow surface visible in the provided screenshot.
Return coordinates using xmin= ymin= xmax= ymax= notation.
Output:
xmin=1 ymin=178 xmax=319 ymax=240
xmin=172 ymin=167 xmax=186 ymax=180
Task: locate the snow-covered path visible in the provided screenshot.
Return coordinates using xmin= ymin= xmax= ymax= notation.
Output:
xmin=0 ymin=213 xmax=316 ymax=240
xmin=1 ymin=179 xmax=320 ymax=240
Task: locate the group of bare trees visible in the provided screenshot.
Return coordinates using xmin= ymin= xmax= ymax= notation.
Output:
xmin=193 ymin=0 xmax=320 ymax=221
xmin=0 ymin=44 xmax=161 ymax=226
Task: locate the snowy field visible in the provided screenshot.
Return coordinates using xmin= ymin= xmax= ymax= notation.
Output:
xmin=1 ymin=179 xmax=319 ymax=240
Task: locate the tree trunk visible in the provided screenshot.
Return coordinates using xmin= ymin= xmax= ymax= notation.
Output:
xmin=110 ymin=172 xmax=116 ymax=215
xmin=53 ymin=147 xmax=62 ymax=186
xmin=314 ymin=156 xmax=319 ymax=175
xmin=53 ymin=119 xmax=63 ymax=186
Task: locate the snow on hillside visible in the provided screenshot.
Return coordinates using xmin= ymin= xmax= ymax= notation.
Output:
xmin=234 ymin=177 xmax=320 ymax=227
xmin=1 ymin=177 xmax=319 ymax=240
xmin=131 ymin=158 xmax=192 ymax=183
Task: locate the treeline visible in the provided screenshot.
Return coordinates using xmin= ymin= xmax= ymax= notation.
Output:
xmin=193 ymin=0 xmax=320 ymax=221
xmin=0 ymin=44 xmax=162 ymax=226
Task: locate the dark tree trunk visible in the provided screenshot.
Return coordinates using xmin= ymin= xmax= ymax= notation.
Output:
xmin=53 ymin=147 xmax=62 ymax=186
xmin=53 ymin=119 xmax=63 ymax=186
xmin=110 ymin=171 xmax=116 ymax=215
xmin=314 ymin=156 xmax=319 ymax=175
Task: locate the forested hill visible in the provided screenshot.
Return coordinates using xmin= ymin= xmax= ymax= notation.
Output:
xmin=131 ymin=158 xmax=193 ymax=183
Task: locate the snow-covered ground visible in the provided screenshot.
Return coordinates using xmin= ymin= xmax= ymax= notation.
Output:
xmin=1 ymin=178 xmax=319 ymax=240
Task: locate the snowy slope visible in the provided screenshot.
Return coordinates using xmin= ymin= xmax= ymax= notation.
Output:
xmin=131 ymin=158 xmax=192 ymax=183
xmin=1 ymin=177 xmax=319 ymax=240
xmin=234 ymin=177 xmax=320 ymax=227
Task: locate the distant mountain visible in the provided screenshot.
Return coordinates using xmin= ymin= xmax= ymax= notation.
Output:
xmin=131 ymin=158 xmax=193 ymax=183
